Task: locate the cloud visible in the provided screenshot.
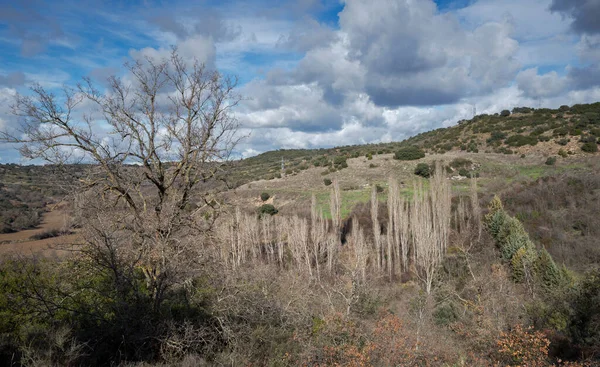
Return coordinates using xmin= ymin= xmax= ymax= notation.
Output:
xmin=550 ymin=0 xmax=600 ymax=34
xmin=148 ymin=8 xmax=241 ymax=42
xmin=0 ymin=72 xmax=26 ymax=87
xmin=338 ymin=0 xmax=520 ymax=106
xmin=130 ymin=35 xmax=217 ymax=69
xmin=516 ymin=68 xmax=568 ymax=98
xmin=0 ymin=0 xmax=71 ymax=57
xmin=276 ymin=17 xmax=338 ymax=52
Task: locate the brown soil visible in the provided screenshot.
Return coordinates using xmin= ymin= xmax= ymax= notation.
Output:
xmin=0 ymin=208 xmax=78 ymax=257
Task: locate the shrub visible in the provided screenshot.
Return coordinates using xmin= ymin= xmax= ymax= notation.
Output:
xmin=258 ymin=204 xmax=278 ymax=217
xmin=366 ymin=153 xmax=373 ymax=160
xmin=553 ymin=127 xmax=569 ymax=137
xmin=545 ymin=157 xmax=557 ymax=165
xmin=29 ymin=228 xmax=65 ymax=240
xmin=369 ymin=163 xmax=378 ymax=168
xmin=260 ymin=192 xmax=270 ymax=201
xmin=394 ymin=146 xmax=425 ymax=161
xmin=495 ymin=325 xmax=550 ymax=366
xmin=323 ymin=178 xmax=332 ymax=186
xmin=579 ymin=135 xmax=597 ymax=143
xmin=487 ymin=131 xmax=507 ymax=144
xmin=556 ymin=138 xmax=569 ymax=146
xmin=449 ymin=158 xmax=472 ymax=169
xmin=581 ymin=142 xmax=598 ymax=153
xmin=559 ymin=105 xmax=570 ymax=112
xmin=558 ymin=149 xmax=568 ymax=158
xmin=414 ymin=163 xmax=431 ymax=178
xmin=500 ymin=109 xmax=511 ymax=117
xmin=505 ymin=134 xmax=538 ymax=147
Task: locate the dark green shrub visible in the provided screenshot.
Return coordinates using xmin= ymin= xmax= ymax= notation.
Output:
xmin=260 ymin=192 xmax=270 ymax=201
xmin=568 ymin=269 xmax=600 ymax=353
xmin=433 ymin=302 xmax=459 ymax=326
xmin=558 ymin=105 xmax=570 ymax=112
xmin=556 ymin=138 xmax=569 ymax=146
xmin=558 ymin=149 xmax=568 ymax=158
xmin=537 ymin=135 xmax=551 ymax=142
xmin=375 ymin=184 xmax=384 ymax=193
xmin=581 ymin=142 xmax=598 ymax=153
xmin=512 ymin=107 xmax=533 ymax=114
xmin=323 ymin=178 xmax=332 ymax=186
xmin=414 ymin=163 xmax=432 ymax=178
xmin=553 ymin=127 xmax=569 ymax=136
xmin=258 ymin=204 xmax=278 ymax=216
xmin=394 ymin=146 xmax=425 ymax=161
xmin=500 ymin=110 xmax=511 ymax=117
xmin=505 ymin=134 xmax=538 ymax=147
xmin=487 ymin=131 xmax=507 ymax=144
xmin=545 ymin=157 xmax=557 ymax=166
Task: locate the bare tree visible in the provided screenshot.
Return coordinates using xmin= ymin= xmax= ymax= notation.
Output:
xmin=1 ymin=49 xmax=242 ymax=311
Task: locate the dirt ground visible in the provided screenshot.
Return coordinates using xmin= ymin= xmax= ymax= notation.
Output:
xmin=0 ymin=208 xmax=79 ymax=257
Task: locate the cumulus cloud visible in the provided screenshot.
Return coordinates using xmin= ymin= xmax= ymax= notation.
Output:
xmin=130 ymin=35 xmax=217 ymax=69
xmin=338 ymin=0 xmax=520 ymax=106
xmin=516 ymin=68 xmax=568 ymax=98
xmin=236 ymin=0 xmax=525 ymax=153
xmin=550 ymin=0 xmax=600 ymax=34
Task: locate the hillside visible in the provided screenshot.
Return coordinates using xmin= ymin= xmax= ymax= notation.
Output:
xmin=228 ymin=103 xmax=600 ymax=186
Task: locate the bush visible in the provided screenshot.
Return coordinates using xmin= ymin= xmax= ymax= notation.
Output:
xmin=414 ymin=163 xmax=431 ymax=178
xmin=558 ymin=149 xmax=568 ymax=158
xmin=495 ymin=325 xmax=550 ymax=366
xmin=545 ymin=157 xmax=557 ymax=166
xmin=449 ymin=158 xmax=472 ymax=169
xmin=500 ymin=109 xmax=511 ymax=117
xmin=258 ymin=204 xmax=278 ymax=217
xmin=487 ymin=131 xmax=507 ymax=144
xmin=323 ymin=178 xmax=332 ymax=186
xmin=394 ymin=146 xmax=425 ymax=161
xmin=505 ymin=134 xmax=538 ymax=147
xmin=581 ymin=142 xmax=598 ymax=153
xmin=260 ymin=192 xmax=270 ymax=202
xmin=29 ymin=228 xmax=65 ymax=240
xmin=556 ymin=137 xmax=569 ymax=146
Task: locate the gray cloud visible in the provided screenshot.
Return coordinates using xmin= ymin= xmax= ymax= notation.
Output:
xmin=0 ymin=72 xmax=26 ymax=87
xmin=276 ymin=17 xmax=338 ymax=52
xmin=148 ymin=8 xmax=241 ymax=42
xmin=550 ymin=0 xmax=600 ymax=34
xmin=0 ymin=0 xmax=67 ymax=57
xmin=264 ymin=0 xmax=520 ymax=108
xmin=516 ymin=68 xmax=567 ymax=98
xmin=568 ymin=65 xmax=600 ymax=90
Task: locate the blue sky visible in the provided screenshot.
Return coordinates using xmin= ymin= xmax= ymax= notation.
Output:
xmin=1 ymin=0 xmax=600 ymax=162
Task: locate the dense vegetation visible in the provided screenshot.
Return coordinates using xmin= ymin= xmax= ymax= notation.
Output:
xmin=1 ymin=102 xmax=600 ymax=366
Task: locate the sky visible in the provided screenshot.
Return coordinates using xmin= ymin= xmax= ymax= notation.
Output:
xmin=1 ymin=0 xmax=600 ymax=163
